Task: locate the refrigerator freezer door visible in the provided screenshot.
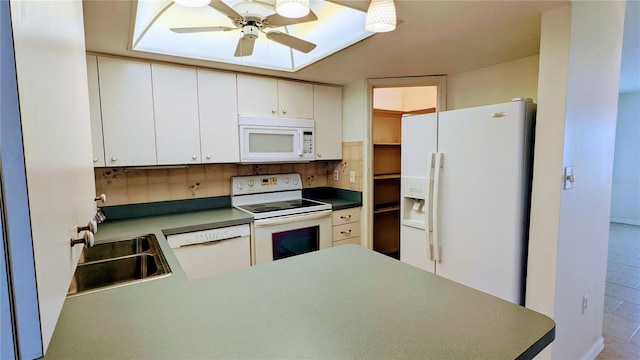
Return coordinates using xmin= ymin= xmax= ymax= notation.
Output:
xmin=434 ymin=100 xmax=530 ymax=303
xmin=400 ymin=113 xmax=438 ymax=273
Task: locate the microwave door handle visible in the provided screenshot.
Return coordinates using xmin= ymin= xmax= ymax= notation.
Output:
xmin=298 ymin=130 xmax=304 ymax=156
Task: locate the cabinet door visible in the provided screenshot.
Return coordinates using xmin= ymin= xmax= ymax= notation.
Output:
xmin=278 ymin=80 xmax=313 ymax=118
xmin=237 ymin=74 xmax=278 ymax=116
xmin=98 ymin=57 xmax=156 ymax=166
xmin=313 ymin=85 xmax=342 ymax=159
xmin=86 ymin=55 xmax=105 ymax=167
xmin=152 ymin=64 xmax=201 ymax=165
xmin=9 ymin=0 xmax=97 ymax=353
xmin=198 ymin=69 xmax=239 ymax=163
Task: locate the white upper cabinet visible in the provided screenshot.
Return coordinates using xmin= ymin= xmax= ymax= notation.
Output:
xmin=198 ymin=69 xmax=239 ymax=163
xmin=86 ymin=55 xmax=105 ymax=167
xmin=314 ymin=85 xmax=343 ymax=160
xmin=237 ymin=74 xmax=313 ymax=118
xmin=98 ymin=57 xmax=157 ymax=166
xmin=278 ymin=80 xmax=314 ymax=119
xmin=152 ymin=64 xmax=201 ymax=165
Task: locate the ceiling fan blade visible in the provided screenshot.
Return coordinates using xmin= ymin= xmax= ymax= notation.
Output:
xmin=266 ymin=31 xmax=316 ymax=53
xmin=234 ymin=36 xmax=256 ymax=57
xmin=264 ymin=10 xmax=318 ymax=28
xmin=209 ymin=0 xmax=244 ymax=22
xmin=170 ymin=26 xmax=235 ymax=34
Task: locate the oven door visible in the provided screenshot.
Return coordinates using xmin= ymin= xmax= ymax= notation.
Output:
xmin=253 ymin=210 xmax=332 ymax=264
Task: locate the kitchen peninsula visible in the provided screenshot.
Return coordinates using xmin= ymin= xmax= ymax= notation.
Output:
xmin=44 ymin=210 xmax=554 ymax=359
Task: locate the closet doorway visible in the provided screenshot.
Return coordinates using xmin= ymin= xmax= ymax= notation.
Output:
xmin=371 ymin=86 xmax=438 ymax=259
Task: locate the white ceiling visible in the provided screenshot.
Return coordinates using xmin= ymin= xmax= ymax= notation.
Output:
xmin=83 ymin=0 xmax=638 ymax=92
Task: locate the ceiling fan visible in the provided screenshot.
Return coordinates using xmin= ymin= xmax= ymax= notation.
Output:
xmin=170 ymin=0 xmax=319 ymax=57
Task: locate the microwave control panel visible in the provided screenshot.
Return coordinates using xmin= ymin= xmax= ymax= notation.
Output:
xmin=303 ymin=131 xmax=313 ymax=154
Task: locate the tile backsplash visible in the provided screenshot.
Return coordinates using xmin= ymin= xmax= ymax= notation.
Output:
xmin=95 ymin=142 xmax=363 ymax=206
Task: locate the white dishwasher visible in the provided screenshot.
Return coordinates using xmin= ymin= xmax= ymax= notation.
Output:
xmin=166 ymin=224 xmax=251 ymax=280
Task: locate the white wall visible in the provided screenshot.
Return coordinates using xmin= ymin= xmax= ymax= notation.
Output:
xmin=610 ymin=91 xmax=640 ymax=225
xmin=528 ymin=2 xmax=626 ymax=359
xmin=446 ymin=55 xmax=539 ymax=110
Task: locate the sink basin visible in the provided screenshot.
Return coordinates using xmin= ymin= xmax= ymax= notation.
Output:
xmin=68 ymin=234 xmax=171 ymax=297
xmin=78 ymin=236 xmax=151 ymax=263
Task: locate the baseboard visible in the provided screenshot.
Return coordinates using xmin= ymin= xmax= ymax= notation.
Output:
xmin=580 ymin=337 xmax=604 ymax=360
xmin=610 ymin=218 xmax=640 ymax=226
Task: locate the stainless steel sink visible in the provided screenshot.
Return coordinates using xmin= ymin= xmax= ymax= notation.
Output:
xmin=67 ymin=234 xmax=171 ymax=297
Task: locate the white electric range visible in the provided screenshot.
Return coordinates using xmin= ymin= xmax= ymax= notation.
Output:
xmin=231 ymin=173 xmax=332 ymax=264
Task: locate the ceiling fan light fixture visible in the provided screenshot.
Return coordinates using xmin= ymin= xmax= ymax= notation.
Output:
xmin=365 ymin=0 xmax=396 ymax=33
xmin=276 ymin=0 xmax=310 ymax=19
xmin=173 ymin=0 xmax=210 ymax=8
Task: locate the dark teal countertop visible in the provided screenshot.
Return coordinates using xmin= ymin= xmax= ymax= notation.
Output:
xmin=304 ymin=187 xmax=362 ymax=210
xmin=45 ymin=244 xmax=554 ymax=359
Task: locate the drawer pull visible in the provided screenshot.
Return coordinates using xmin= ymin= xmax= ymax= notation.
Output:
xmin=340 ymin=230 xmax=352 ymax=235
xmin=340 ymin=214 xmax=352 ymax=219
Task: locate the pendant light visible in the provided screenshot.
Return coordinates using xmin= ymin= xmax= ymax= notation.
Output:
xmin=276 ymin=0 xmax=310 ymax=19
xmin=365 ymin=0 xmax=396 ymax=33
xmin=174 ymin=0 xmax=210 ymax=8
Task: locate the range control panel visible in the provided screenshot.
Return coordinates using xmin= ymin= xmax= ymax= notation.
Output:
xmin=231 ymin=173 xmax=302 ymax=196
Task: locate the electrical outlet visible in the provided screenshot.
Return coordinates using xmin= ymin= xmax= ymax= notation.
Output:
xmin=334 ymin=170 xmax=339 ymax=181
xmin=349 ymin=171 xmax=356 ymax=183
xmin=581 ymin=295 xmax=589 ymax=314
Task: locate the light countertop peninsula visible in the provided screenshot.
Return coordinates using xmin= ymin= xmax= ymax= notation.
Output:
xmin=44 ymin=209 xmax=554 ymax=359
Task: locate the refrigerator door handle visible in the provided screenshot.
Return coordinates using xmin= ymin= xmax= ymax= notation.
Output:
xmin=433 ymin=152 xmax=444 ymax=262
xmin=426 ymin=152 xmax=435 ymax=260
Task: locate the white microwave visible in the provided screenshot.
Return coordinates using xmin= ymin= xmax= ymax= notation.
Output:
xmin=238 ymin=115 xmax=315 ymax=163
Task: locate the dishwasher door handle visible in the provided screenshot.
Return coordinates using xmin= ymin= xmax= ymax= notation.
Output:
xmin=179 ymin=235 xmax=245 ymax=248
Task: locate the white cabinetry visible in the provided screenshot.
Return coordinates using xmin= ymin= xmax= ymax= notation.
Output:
xmin=98 ymin=57 xmax=157 ymax=166
xmin=86 ymin=55 xmax=105 ymax=167
xmin=332 ymin=207 xmax=361 ymax=246
xmin=197 ymin=69 xmax=239 ymax=163
xmin=237 ymin=74 xmax=313 ymax=118
xmin=152 ymin=64 xmax=201 ymax=165
xmin=9 ymin=0 xmax=97 ymax=353
xmin=313 ymin=85 xmax=342 ymax=160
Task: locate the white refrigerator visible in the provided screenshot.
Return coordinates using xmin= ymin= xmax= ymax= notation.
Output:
xmin=400 ymin=98 xmax=535 ymax=305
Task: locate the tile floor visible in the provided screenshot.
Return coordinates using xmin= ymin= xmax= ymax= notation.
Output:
xmin=596 ymin=223 xmax=640 ymax=359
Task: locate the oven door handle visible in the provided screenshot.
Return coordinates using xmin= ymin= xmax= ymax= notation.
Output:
xmin=254 ymin=209 xmax=332 ymax=227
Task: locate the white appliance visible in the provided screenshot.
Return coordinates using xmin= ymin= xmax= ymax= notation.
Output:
xmin=231 ymin=173 xmax=332 ymax=264
xmin=400 ymin=98 xmax=535 ymax=305
xmin=238 ymin=115 xmax=315 ymax=163
xmin=166 ymin=224 xmax=251 ymax=280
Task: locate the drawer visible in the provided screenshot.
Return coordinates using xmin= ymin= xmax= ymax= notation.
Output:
xmin=332 ymin=223 xmax=361 ymax=241
xmin=332 ymin=208 xmax=361 ymax=225
xmin=333 ymin=237 xmax=361 ymax=247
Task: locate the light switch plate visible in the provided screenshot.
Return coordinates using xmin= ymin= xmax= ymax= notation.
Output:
xmin=564 ymin=166 xmax=574 ymax=190
xmin=349 ymin=171 xmax=355 ymax=183
xmin=334 ymin=170 xmax=339 ymax=181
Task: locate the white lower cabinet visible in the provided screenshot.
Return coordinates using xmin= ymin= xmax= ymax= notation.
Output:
xmin=332 ymin=207 xmax=361 ymax=246
xmin=198 ymin=69 xmax=239 ymax=163
xmin=98 ymin=57 xmax=157 ymax=166
xmin=152 ymin=64 xmax=201 ymax=165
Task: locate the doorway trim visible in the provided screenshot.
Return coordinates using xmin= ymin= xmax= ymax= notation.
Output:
xmin=363 ymin=76 xmax=447 ymax=251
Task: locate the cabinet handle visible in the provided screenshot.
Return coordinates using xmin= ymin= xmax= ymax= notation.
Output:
xmin=317 ymin=153 xmax=321 ymax=158
xmin=340 ymin=214 xmax=352 ymax=220
xmin=94 ymin=194 xmax=106 ymax=203
xmin=271 ymin=109 xmax=277 ymax=114
xmin=111 ymin=156 xmax=117 ymax=162
xmin=192 ymin=155 xmax=198 ymax=160
xmin=340 ymin=230 xmax=352 ymax=235
xmin=206 ymin=155 xmax=211 ymax=160
xmin=93 ymin=157 xmax=99 ymax=162
xmin=282 ymin=109 xmax=287 ymax=114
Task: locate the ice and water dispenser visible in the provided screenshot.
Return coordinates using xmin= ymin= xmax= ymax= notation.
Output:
xmin=401 ymin=176 xmax=429 ymax=229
